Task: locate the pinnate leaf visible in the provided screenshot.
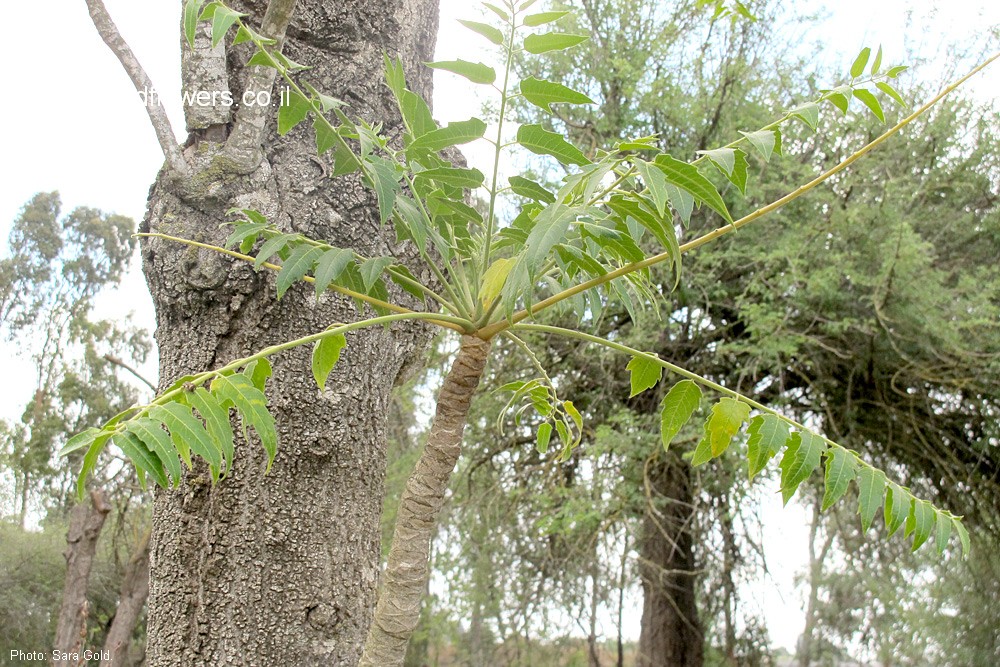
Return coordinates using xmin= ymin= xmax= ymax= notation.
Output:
xmin=520 ymin=77 xmax=594 ymax=113
xmin=427 ymin=60 xmax=496 ymax=85
xmin=884 ymin=482 xmax=911 ymax=537
xmin=276 ymin=245 xmax=323 ymax=298
xmin=705 ymin=398 xmax=750 ymax=457
xmin=211 ymin=374 xmax=278 ymax=472
xmin=517 ymin=124 xmax=590 ymax=166
xmin=653 ymin=154 xmax=733 ymax=223
xmin=905 ymin=499 xmax=936 ymax=552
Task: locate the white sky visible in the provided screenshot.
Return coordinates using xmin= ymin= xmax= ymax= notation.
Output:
xmin=0 ymin=0 xmax=996 ymax=656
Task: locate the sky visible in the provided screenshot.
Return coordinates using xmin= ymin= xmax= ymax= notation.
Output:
xmin=1 ymin=0 xmax=997 ymax=656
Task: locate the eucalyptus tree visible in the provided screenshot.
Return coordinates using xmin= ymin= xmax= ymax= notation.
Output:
xmin=68 ymin=1 xmax=997 ymax=665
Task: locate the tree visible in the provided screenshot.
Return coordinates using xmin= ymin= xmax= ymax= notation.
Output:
xmin=80 ymin=0 xmax=441 ymax=663
xmin=70 ymin=1 xmax=995 ymax=665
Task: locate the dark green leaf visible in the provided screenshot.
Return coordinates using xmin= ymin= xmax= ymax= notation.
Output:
xmin=254 ymin=234 xmax=296 ymax=268
xmin=739 ymin=129 xmax=777 ymax=162
xmin=536 ymin=422 xmax=553 ymax=454
xmin=184 ymin=0 xmax=208 ymax=49
xmin=127 ymin=418 xmax=182 ymax=485
xmin=417 ymin=166 xmax=485 ymax=189
xmin=244 ymin=357 xmax=272 ymax=391
xmin=359 ymin=256 xmax=395 ymax=292
xmin=696 ymin=147 xmax=736 ymax=176
xmin=788 ymin=102 xmax=820 ymax=130
xmin=224 ymin=222 xmax=268 ymax=251
xmin=313 ymin=248 xmax=355 ymax=298
xmin=934 ymin=510 xmax=952 ymax=556
xmin=246 ymin=50 xmax=279 ymax=70
xmin=116 ymin=431 xmax=168 ymax=490
xmin=954 ymin=518 xmax=970 ymax=558
xmin=906 ymin=499 xmax=936 ymax=552
xmin=60 ymin=428 xmax=101 ymax=457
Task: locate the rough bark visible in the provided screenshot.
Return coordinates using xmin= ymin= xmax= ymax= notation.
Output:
xmin=637 ymin=455 xmax=703 ymax=667
xmin=53 ymin=490 xmax=111 ymax=665
xmin=141 ymin=1 xmax=440 ymax=664
xmin=360 ymin=336 xmax=491 ymax=666
xmin=102 ymin=529 xmax=151 ymax=667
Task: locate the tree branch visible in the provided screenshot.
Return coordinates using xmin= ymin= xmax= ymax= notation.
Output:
xmin=102 ymin=354 xmax=156 ymax=392
xmin=84 ymin=0 xmax=189 ymax=177
xmin=224 ymin=0 xmax=299 ymax=171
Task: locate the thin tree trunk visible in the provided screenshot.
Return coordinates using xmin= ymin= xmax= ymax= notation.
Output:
xmin=53 ymin=489 xmax=111 ymax=665
xmin=616 ymin=532 xmax=628 ymax=667
xmin=588 ymin=558 xmax=601 ymax=667
xmin=721 ymin=496 xmax=738 ymax=666
xmin=360 ymin=336 xmax=491 ymax=666
xmin=797 ymin=501 xmax=834 ymax=667
xmin=102 ymin=528 xmax=152 ymax=667
xmin=637 ymin=454 xmax=703 ymax=667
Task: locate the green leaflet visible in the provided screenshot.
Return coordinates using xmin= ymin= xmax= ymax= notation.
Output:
xmin=254 ymin=234 xmax=297 ymax=268
xmin=60 ymin=427 xmax=102 ymax=457
xmin=481 ymin=257 xmax=516 ymax=307
xmin=788 ymin=102 xmax=820 ymax=130
xmin=457 ymin=19 xmax=504 ymax=45
xmin=779 ymin=431 xmax=827 ymax=505
xmin=224 ymin=222 xmax=268 ymax=251
xmin=705 ymin=398 xmax=750 ymax=457
xmin=519 ymin=77 xmax=594 ymax=113
xmin=850 ymin=47 xmax=871 ymax=78
xmin=523 ymin=32 xmax=589 ymax=54
xmin=126 ymin=418 xmax=182 ymax=486
xmin=312 ymin=333 xmax=347 ymax=392
xmin=934 ymin=511 xmax=953 ymax=556
xmin=853 ymin=89 xmax=885 ymax=123
xmin=746 ymin=414 xmax=789 ymax=480
xmin=517 ymin=124 xmax=590 ymax=166
xmin=653 ymin=154 xmax=733 ymax=223
xmin=183 ymin=0 xmax=207 ymax=49
xmin=313 ymin=248 xmax=355 ymax=298
xmin=856 ymin=466 xmax=887 ymax=532
xmin=115 ymin=431 xmax=168 ymax=491
xmin=659 ymin=380 xmax=702 ymax=450
xmin=739 ymin=129 xmax=777 ymax=162
xmin=523 ymin=11 xmax=570 ymax=26
xmin=954 ymin=518 xmax=970 ymax=558
xmin=276 ymin=245 xmax=323 ymax=298
xmin=426 ymin=60 xmax=496 ymax=85
xmin=359 ymin=256 xmax=395 ymax=292
xmin=211 ymin=374 xmax=278 ymax=472
xmin=409 ymin=118 xmax=488 ymax=154
xmin=416 ymin=166 xmax=485 ymax=189
xmin=149 ymin=402 xmax=223 ymax=475
xmin=244 ymin=357 xmax=272 ymax=391
xmin=876 ymin=82 xmax=907 ymax=108
xmin=509 ymin=176 xmax=556 ymax=203
xmin=186 ymin=387 xmax=234 ymax=476
xmin=365 ymin=156 xmax=401 ymax=225
xmin=522 ymin=204 xmax=577 ymax=275
xmin=884 ymin=482 xmax=911 ymax=537
xmin=76 ymin=432 xmax=111 ymax=500
xmin=536 ymin=422 xmax=553 ymax=454
xmin=905 ymin=499 xmax=936 ymax=552
xmin=278 ymin=90 xmax=312 ymax=136
xmin=696 ymin=147 xmax=736 ymax=176
xmin=625 ymin=356 xmax=662 ymax=397
xmin=635 ymin=160 xmax=670 ymax=217
xmin=822 ymin=446 xmax=858 ymax=511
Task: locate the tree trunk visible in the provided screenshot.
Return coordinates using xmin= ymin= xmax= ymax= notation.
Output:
xmin=636 ymin=454 xmax=703 ymax=667
xmin=53 ymin=490 xmax=111 ymax=665
xmin=360 ymin=336 xmax=491 ymax=666
xmin=142 ymin=1 xmax=439 ymax=664
xmin=797 ymin=501 xmax=834 ymax=667
xmin=102 ymin=528 xmax=151 ymax=667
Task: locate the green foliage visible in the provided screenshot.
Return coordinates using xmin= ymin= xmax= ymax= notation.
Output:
xmin=88 ymin=0 xmax=983 ymax=571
